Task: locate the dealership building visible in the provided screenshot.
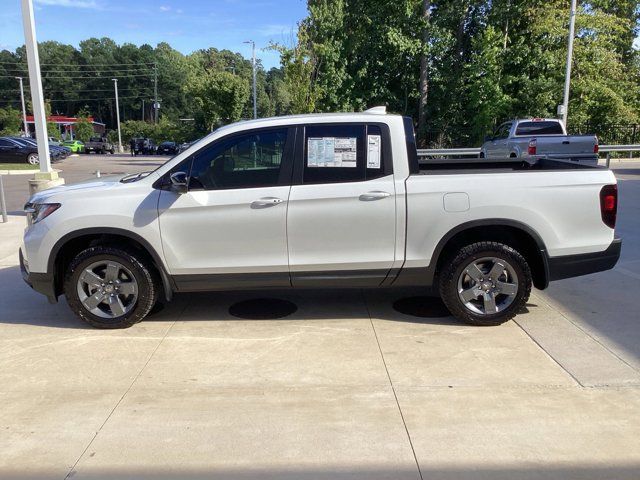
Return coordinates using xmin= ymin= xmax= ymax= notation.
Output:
xmin=24 ymin=115 xmax=106 ymax=139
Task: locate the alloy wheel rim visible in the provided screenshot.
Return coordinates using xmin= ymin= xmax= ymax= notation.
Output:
xmin=28 ymin=154 xmax=39 ymax=165
xmin=457 ymin=256 xmax=519 ymax=316
xmin=77 ymin=260 xmax=138 ymax=319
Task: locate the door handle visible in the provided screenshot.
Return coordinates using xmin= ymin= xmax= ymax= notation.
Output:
xmin=251 ymin=197 xmax=285 ymax=209
xmin=562 ymin=140 xmax=570 ymax=144
xmin=359 ymin=191 xmax=391 ymax=202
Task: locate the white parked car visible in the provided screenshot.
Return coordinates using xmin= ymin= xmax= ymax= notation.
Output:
xmin=21 ymin=108 xmax=621 ymax=328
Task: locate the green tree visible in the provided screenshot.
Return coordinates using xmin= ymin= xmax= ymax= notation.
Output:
xmin=74 ymin=117 xmax=95 ymax=142
xmin=0 ymin=107 xmax=22 ymax=135
xmin=187 ymin=71 xmax=250 ymax=131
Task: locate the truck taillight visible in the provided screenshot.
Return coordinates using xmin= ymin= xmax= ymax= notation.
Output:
xmin=600 ymin=185 xmax=618 ymax=229
xmin=594 ymin=137 xmax=599 ymax=154
xmin=528 ymin=139 xmax=537 ymax=155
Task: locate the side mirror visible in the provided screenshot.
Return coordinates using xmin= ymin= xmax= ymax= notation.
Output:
xmin=169 ymin=171 xmax=188 ymax=194
xmin=484 ymin=135 xmax=494 ymax=142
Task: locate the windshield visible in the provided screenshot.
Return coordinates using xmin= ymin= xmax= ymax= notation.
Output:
xmin=149 ymin=135 xmax=208 ymax=175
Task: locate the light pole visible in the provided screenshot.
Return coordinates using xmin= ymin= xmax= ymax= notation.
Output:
xmin=244 ymin=40 xmax=257 ymax=119
xmin=15 ymin=76 xmax=29 ymax=137
xmin=112 ymin=78 xmax=123 ymax=153
xmin=20 ymin=0 xmax=51 ymax=175
xmin=20 ymin=0 xmax=64 ymax=193
xmin=561 ymin=0 xmax=577 ymax=126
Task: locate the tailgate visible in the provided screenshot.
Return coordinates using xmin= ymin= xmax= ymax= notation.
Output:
xmin=536 ymin=136 xmax=596 ymax=155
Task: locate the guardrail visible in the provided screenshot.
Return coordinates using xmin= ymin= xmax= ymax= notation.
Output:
xmin=417 ymin=145 xmax=640 ymax=168
xmin=417 ymin=145 xmax=640 ymax=157
xmin=0 ymin=175 xmax=8 ymax=223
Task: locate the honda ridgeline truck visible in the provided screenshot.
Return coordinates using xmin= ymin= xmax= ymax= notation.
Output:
xmin=481 ymin=118 xmax=599 ymax=164
xmin=21 ymin=108 xmax=621 ymax=329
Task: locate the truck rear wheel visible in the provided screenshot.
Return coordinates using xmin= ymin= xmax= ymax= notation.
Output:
xmin=438 ymin=241 xmax=531 ymax=326
xmin=64 ymin=246 xmax=158 ymax=329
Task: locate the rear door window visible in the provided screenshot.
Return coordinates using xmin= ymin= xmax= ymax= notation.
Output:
xmin=301 ymin=124 xmax=392 ymax=185
xmin=303 ymin=125 xmax=365 ymax=185
xmin=516 ymin=121 xmax=564 ymax=136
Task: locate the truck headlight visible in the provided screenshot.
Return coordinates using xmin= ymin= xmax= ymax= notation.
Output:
xmin=24 ymin=203 xmax=61 ymax=225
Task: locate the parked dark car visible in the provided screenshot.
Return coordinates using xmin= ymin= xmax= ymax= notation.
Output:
xmin=157 ymin=141 xmax=179 ymax=155
xmin=1 ymin=137 xmax=64 ymax=165
xmin=0 ymin=137 xmax=41 ymax=165
xmin=10 ymin=137 xmax=68 ymax=160
xmin=130 ymin=138 xmax=156 ymax=156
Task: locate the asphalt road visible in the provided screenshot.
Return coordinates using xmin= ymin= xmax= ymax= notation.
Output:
xmin=1 ymin=153 xmax=166 ymax=213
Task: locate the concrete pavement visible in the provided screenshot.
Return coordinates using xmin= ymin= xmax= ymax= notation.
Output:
xmin=0 ymin=159 xmax=639 ymax=479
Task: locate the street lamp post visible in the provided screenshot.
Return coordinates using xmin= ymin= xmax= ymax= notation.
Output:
xmin=21 ymin=0 xmax=64 ymax=193
xmin=112 ymin=78 xmax=123 ymax=153
xmin=244 ymin=40 xmax=257 ymax=119
xmin=561 ymin=0 xmax=577 ymax=126
xmin=15 ymin=76 xmax=29 ymax=137
xmin=20 ymin=0 xmax=50 ymax=174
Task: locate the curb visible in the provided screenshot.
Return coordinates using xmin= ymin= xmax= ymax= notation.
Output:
xmin=0 ymin=170 xmax=40 ymax=175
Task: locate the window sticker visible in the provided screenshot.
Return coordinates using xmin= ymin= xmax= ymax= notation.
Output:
xmin=308 ymin=137 xmax=357 ymax=167
xmin=367 ymin=135 xmax=381 ymax=169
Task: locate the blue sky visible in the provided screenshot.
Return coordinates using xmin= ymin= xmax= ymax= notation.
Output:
xmin=0 ymin=0 xmax=308 ymax=69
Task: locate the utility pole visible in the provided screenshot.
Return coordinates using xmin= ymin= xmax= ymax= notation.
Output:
xmin=244 ymin=40 xmax=257 ymax=119
xmin=153 ymin=63 xmax=159 ymax=124
xmin=15 ymin=77 xmax=29 ymax=137
xmin=112 ymin=79 xmax=123 ymax=153
xmin=561 ymin=0 xmax=577 ymax=127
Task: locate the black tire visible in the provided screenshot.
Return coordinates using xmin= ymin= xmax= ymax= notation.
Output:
xmin=438 ymin=241 xmax=532 ymax=326
xmin=64 ymin=246 xmax=159 ymax=329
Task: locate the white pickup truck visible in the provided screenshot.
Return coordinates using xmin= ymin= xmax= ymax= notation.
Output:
xmin=21 ymin=108 xmax=621 ymax=329
xmin=480 ymin=118 xmax=599 ymax=164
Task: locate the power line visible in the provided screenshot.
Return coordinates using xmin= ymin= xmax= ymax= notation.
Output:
xmin=0 ymin=94 xmax=153 ymax=104
xmin=2 ymin=67 xmax=153 ymax=74
xmin=3 ymin=87 xmax=153 ymax=93
xmin=0 ymin=73 xmax=154 ymax=79
xmin=0 ymin=61 xmax=157 ymax=66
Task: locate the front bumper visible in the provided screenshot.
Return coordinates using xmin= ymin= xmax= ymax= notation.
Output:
xmin=20 ymin=249 xmax=58 ymax=303
xmin=547 ymin=239 xmax=622 ymax=282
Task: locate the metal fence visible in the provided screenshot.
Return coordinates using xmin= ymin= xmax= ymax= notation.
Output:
xmin=570 ymin=124 xmax=640 ymax=146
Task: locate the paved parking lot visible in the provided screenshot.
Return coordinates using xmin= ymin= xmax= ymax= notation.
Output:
xmin=1 ymin=156 xmax=639 ymax=479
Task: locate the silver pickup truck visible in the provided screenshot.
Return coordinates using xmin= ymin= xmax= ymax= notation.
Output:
xmin=480 ymin=119 xmax=599 ymax=164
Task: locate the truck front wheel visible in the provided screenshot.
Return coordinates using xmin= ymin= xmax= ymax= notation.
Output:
xmin=438 ymin=241 xmax=532 ymax=326
xmin=64 ymin=246 xmax=159 ymax=329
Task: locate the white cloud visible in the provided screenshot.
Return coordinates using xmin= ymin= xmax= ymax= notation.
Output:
xmin=35 ymin=0 xmax=98 ymax=8
xmin=160 ymin=5 xmax=171 ymax=12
